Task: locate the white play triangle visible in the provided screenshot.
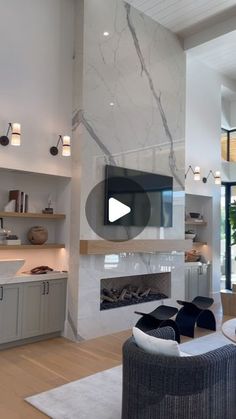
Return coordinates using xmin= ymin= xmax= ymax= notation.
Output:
xmin=108 ymin=197 xmax=131 ymax=222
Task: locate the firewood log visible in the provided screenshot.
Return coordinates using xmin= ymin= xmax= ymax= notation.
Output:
xmin=140 ymin=288 xmax=151 ymax=297
xmin=101 ymin=294 xmax=116 ymax=303
xmin=119 ymin=289 xmax=128 ymax=300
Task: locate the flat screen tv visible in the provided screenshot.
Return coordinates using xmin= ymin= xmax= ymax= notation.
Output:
xmin=104 ymin=165 xmax=173 ymax=227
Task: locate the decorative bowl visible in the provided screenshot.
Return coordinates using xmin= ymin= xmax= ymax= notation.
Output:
xmin=189 ymin=212 xmax=200 ymax=219
xmin=0 ymin=259 xmax=25 ymax=279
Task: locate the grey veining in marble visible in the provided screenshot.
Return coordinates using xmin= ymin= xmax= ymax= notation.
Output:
xmin=124 ymin=2 xmax=184 ymax=189
xmin=72 ymin=109 xmax=116 ymax=165
xmin=68 ymin=0 xmax=186 ymax=340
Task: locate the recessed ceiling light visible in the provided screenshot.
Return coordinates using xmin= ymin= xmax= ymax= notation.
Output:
xmin=103 ymin=31 xmax=109 ymax=37
xmin=110 ymin=102 xmax=115 ymax=106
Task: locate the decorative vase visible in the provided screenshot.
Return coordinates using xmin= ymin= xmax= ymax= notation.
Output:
xmin=27 ymin=226 xmax=48 ymax=245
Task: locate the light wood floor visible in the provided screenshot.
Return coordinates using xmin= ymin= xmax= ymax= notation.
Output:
xmin=0 ymin=303 xmax=227 ymax=418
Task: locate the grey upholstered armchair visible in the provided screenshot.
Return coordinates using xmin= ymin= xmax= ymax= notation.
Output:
xmin=122 ymin=327 xmax=236 ymax=419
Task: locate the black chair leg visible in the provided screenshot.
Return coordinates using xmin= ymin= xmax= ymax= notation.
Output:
xmin=196 ymin=309 xmax=216 ymax=331
xmin=175 ymin=308 xmax=196 ymax=338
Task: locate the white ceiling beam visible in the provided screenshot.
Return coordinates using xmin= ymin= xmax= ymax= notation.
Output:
xmin=221 ymin=75 xmax=236 ymax=93
xmin=184 ymin=14 xmax=236 ymax=50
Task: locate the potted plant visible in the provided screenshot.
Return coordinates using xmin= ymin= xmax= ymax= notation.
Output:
xmin=229 ymin=200 xmax=236 ymax=245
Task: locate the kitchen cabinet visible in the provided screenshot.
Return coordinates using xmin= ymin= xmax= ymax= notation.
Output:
xmin=43 ymin=279 xmax=67 ymax=334
xmin=185 ymin=263 xmax=210 ymax=300
xmin=22 ymin=279 xmax=67 ymax=338
xmin=22 ymin=281 xmax=45 ymax=338
xmin=0 ymin=277 xmax=67 ymax=346
xmin=0 ymin=284 xmax=23 ymax=344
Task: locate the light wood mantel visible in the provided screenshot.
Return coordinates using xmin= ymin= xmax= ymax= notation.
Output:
xmin=80 ymin=239 xmax=192 ymax=255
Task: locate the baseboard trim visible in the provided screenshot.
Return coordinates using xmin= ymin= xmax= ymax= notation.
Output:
xmin=0 ymin=332 xmax=61 ymax=350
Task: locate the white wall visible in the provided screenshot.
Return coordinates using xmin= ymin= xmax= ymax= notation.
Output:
xmin=221 ymin=97 xmax=231 ymax=129
xmin=221 ymin=97 xmax=236 ymax=130
xmin=0 ymin=1 xmax=74 ymax=297
xmin=230 ymin=101 xmax=236 ymax=128
xmin=185 ymin=56 xmax=222 ymax=297
xmin=0 ymin=0 xmax=74 ymax=177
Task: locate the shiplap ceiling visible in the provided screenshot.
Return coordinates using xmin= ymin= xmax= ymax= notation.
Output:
xmin=127 ymin=0 xmax=236 ymax=36
xmin=189 ymin=30 xmax=236 ymax=80
xmin=127 ymin=0 xmax=236 ymax=82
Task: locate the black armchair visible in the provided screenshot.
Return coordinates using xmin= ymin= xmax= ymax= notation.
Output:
xmin=122 ymin=327 xmax=236 ymax=419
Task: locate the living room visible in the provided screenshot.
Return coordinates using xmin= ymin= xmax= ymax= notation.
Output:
xmin=0 ymin=0 xmax=236 ymax=418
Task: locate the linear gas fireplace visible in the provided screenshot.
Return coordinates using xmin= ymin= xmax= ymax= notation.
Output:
xmin=100 ymin=272 xmax=171 ymax=310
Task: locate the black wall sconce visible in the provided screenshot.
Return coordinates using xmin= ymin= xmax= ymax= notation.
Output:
xmin=50 ymin=135 xmax=71 ymax=157
xmin=0 ymin=122 xmax=21 ymax=147
xmin=185 ymin=165 xmax=221 ymax=185
xmin=202 ymin=170 xmax=221 ymax=185
xmin=185 ymin=165 xmax=201 ymax=181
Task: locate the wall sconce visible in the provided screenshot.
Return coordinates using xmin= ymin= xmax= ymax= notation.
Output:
xmin=50 ymin=135 xmax=71 ymax=157
xmin=0 ymin=122 xmax=21 ymax=147
xmin=186 ymin=165 xmax=221 ymax=185
xmin=202 ymin=170 xmax=221 ymax=185
xmin=185 ymin=165 xmax=201 ymax=181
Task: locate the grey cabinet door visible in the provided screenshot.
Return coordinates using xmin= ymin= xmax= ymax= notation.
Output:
xmin=198 ymin=265 xmax=209 ymax=297
xmin=21 ymin=281 xmax=45 ymax=338
xmin=0 ymin=284 xmax=23 ymax=344
xmin=44 ymin=279 xmax=66 ymax=334
xmin=185 ymin=265 xmax=210 ymax=301
xmin=185 ymin=268 xmax=190 ymax=300
xmin=188 ymin=267 xmax=199 ymax=300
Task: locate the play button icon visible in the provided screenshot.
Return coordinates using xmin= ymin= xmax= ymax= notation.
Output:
xmin=108 ymin=198 xmax=131 ymax=222
xmin=85 ymin=176 xmax=150 ymax=241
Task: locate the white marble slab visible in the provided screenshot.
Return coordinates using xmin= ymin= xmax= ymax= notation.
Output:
xmin=67 ymin=0 xmax=186 ymax=340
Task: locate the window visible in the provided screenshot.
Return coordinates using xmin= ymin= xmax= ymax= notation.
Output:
xmin=221 ymin=128 xmax=236 ymax=162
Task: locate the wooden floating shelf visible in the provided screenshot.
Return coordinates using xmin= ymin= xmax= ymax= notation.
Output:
xmin=185 ymin=221 xmax=207 ymax=226
xmin=80 ymin=239 xmax=192 ymax=255
xmin=0 ymin=212 xmax=65 ymax=220
xmin=0 ymin=244 xmax=65 ymax=250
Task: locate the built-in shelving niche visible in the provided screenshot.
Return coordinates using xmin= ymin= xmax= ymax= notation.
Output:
xmin=0 ymin=167 xmax=71 ymax=271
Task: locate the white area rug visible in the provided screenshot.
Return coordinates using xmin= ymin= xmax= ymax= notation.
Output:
xmin=26 ymin=365 xmax=122 ymax=419
xmin=180 ymin=331 xmax=230 ymax=355
xmin=26 ymin=332 xmax=232 ymax=419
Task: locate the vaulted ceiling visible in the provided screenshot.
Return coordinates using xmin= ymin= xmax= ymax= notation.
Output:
xmin=126 ymin=0 xmax=236 ymax=36
xmin=127 ymin=0 xmax=236 ymax=82
xmin=189 ymin=30 xmax=236 ymax=80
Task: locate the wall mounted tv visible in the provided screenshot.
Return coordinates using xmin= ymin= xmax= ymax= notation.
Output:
xmin=104 ymin=165 xmax=173 ymax=227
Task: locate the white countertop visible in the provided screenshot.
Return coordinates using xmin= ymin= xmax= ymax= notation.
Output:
xmin=184 ymin=262 xmax=210 ymax=266
xmin=0 ymin=271 xmax=68 ymax=285
xmin=185 ymin=262 xmax=202 ymax=266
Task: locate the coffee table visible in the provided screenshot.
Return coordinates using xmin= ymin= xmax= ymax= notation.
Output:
xmin=222 ymin=318 xmax=236 ymax=343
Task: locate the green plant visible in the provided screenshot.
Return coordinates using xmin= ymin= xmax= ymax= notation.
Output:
xmin=229 ymin=200 xmax=236 ymax=245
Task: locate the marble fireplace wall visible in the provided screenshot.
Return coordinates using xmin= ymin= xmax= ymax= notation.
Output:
xmin=78 ymin=253 xmax=184 ymax=339
xmin=67 ymin=0 xmax=186 ymax=340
